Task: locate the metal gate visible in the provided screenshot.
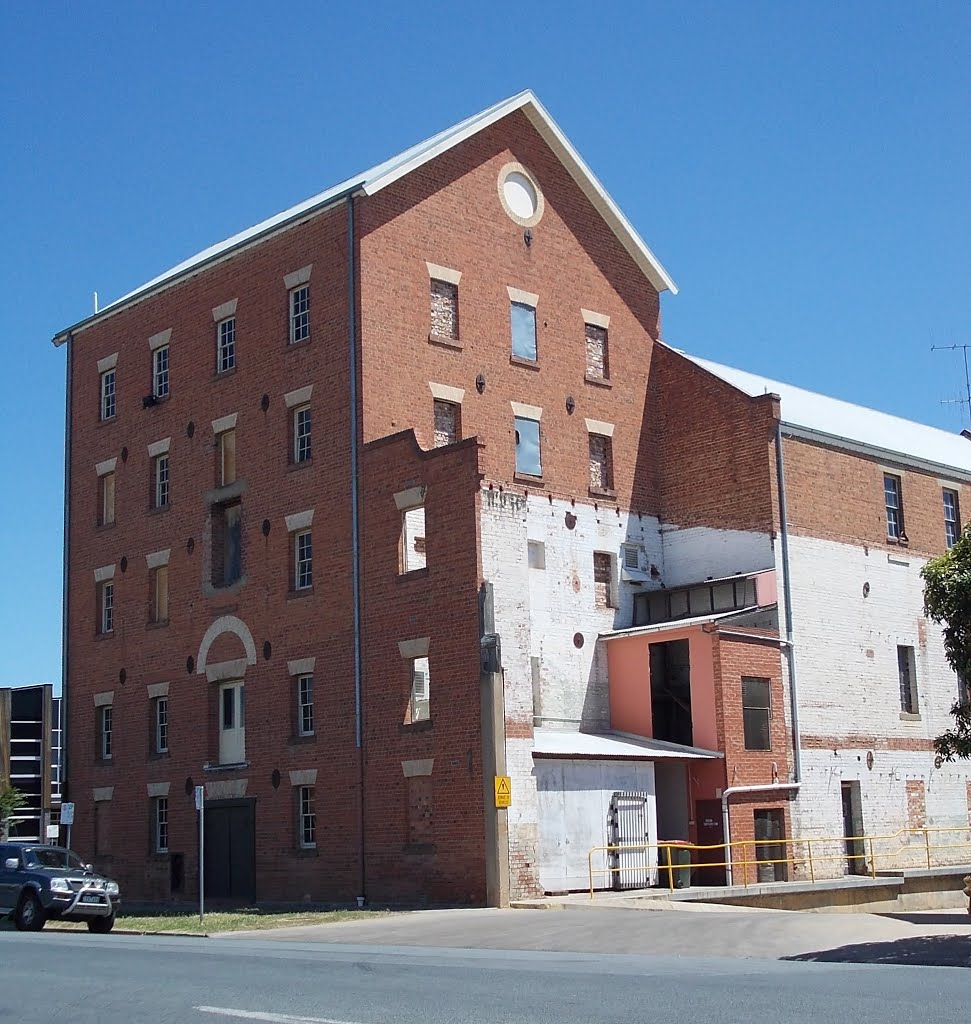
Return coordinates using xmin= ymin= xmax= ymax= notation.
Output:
xmin=608 ymin=791 xmax=651 ymax=890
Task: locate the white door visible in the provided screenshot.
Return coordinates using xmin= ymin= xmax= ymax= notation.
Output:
xmin=219 ymin=682 xmax=245 ymax=765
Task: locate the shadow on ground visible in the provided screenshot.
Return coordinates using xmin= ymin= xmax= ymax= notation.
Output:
xmin=877 ymin=912 xmax=971 ymax=926
xmin=786 ymin=934 xmax=971 ymax=968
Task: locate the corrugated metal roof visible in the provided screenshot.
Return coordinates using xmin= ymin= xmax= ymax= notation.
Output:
xmin=53 ymin=90 xmax=675 ymax=343
xmin=684 ymin=352 xmax=971 ymax=476
xmin=532 ymin=728 xmax=721 ymax=760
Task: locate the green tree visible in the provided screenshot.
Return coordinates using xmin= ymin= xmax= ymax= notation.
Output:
xmin=923 ymin=522 xmax=971 ymax=762
xmin=0 ymin=784 xmax=26 ymax=840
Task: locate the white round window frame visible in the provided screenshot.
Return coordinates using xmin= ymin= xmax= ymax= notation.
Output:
xmin=497 ymin=162 xmax=545 ymax=228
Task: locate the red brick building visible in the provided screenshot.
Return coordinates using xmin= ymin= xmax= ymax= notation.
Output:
xmin=53 ymin=91 xmax=969 ymax=905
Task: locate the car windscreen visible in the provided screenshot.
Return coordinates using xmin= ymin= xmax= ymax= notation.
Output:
xmin=23 ymin=848 xmax=86 ymax=871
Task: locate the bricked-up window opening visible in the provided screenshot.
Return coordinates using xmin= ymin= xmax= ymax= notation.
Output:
xmin=154 ymin=696 xmax=168 ymax=754
xmin=212 ymin=501 xmax=242 ymax=587
xmin=514 ymin=416 xmax=542 ymax=476
xmin=407 ymin=775 xmax=433 ymax=845
xmin=153 ymin=344 xmax=170 ymax=399
xmin=944 ymin=488 xmax=960 ymax=549
xmin=293 ymin=405 xmax=312 ymax=464
xmin=99 ymin=705 xmax=113 ymax=760
xmin=219 ymin=429 xmax=237 ymax=487
xmin=399 ymin=505 xmax=426 ymax=573
xmin=99 ymin=471 xmax=115 ymax=527
xmin=154 ymin=796 xmax=169 ymax=854
xmin=153 ymin=453 xmax=170 ymax=509
xmin=94 ymin=801 xmax=111 ymax=856
xmin=99 ymin=581 xmax=114 ymax=635
xmin=649 ymin=639 xmax=692 ymax=746
xmin=884 ymin=474 xmax=904 ymax=539
xmin=898 ymin=645 xmax=918 ymax=714
xmin=295 ymin=530 xmax=313 ymax=590
xmin=289 ymin=285 xmax=310 ymax=344
xmin=409 ymin=657 xmax=430 ymax=723
xmin=742 ymin=677 xmax=771 ymax=750
xmin=430 ymin=279 xmax=459 ymax=340
xmin=217 ymin=316 xmax=236 ymax=373
xmin=218 ymin=681 xmax=245 ymax=765
xmin=151 ymin=565 xmax=169 ymax=624
xmin=100 ymin=368 xmax=116 ymax=421
xmin=527 ymin=540 xmax=546 ymax=569
xmin=432 ymin=399 xmax=459 ymax=447
xmin=593 ymin=552 xmax=615 ymax=608
xmin=585 ymin=323 xmax=609 ymax=380
xmin=298 ymin=674 xmax=314 ymax=736
xmin=299 ymin=786 xmax=316 ymax=848
xmin=511 ymin=301 xmax=537 ymax=360
xmin=589 ymin=434 xmax=613 ymax=491
xmin=906 ymin=779 xmax=926 ymax=833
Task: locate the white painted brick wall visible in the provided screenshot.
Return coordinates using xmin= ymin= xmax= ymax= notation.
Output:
xmin=661 ymin=526 xmax=774 ymax=587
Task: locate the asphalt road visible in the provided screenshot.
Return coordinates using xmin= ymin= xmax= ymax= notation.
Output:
xmin=1 ymin=930 xmax=967 ymax=1024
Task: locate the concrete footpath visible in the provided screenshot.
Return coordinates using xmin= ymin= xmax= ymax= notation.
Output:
xmin=220 ymin=904 xmax=971 ymax=967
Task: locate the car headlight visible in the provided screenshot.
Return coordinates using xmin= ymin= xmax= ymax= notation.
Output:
xmin=106 ymin=882 xmax=119 ymax=896
xmin=50 ymin=877 xmax=72 ymax=893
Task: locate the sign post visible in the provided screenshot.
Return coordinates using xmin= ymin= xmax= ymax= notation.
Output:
xmin=194 ymin=786 xmax=205 ymax=925
xmin=60 ymin=802 xmax=75 ymax=851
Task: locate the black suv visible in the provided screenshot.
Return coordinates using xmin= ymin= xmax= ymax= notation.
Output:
xmin=0 ymin=844 xmax=121 ymax=932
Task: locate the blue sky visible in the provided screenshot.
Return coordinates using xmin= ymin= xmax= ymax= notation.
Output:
xmin=1 ymin=2 xmax=968 ymax=689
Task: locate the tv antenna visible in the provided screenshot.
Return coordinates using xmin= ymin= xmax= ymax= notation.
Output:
xmin=932 ymin=344 xmax=971 ymax=426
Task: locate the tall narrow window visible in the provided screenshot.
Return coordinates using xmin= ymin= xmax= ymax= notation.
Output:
xmin=99 ymin=581 xmax=114 ymax=635
xmin=410 ymin=656 xmax=430 ymax=722
xmin=99 ymin=471 xmax=116 ymax=527
xmin=898 ymin=645 xmax=918 ymax=714
xmin=589 ymin=434 xmax=614 ymax=491
xmin=100 ymin=368 xmax=116 ymax=421
xmin=593 ymin=552 xmax=614 ymax=609
xmin=298 ymin=674 xmax=315 ymax=736
xmin=212 ymin=501 xmax=242 ymax=587
xmin=154 ymin=797 xmax=169 ymax=854
xmin=217 ymin=317 xmax=236 ymax=373
xmin=153 ymin=453 xmax=170 ymax=509
xmin=514 ymin=416 xmax=542 ymax=476
xmin=289 ymin=285 xmax=310 ymax=344
xmin=154 ymin=696 xmax=169 ymax=754
xmin=510 ymin=302 xmax=537 ymax=360
xmin=742 ymin=677 xmax=771 ymax=750
xmin=585 ymin=323 xmax=609 ymax=380
xmin=433 ymin=399 xmax=459 ymax=447
xmin=430 ymin=279 xmax=459 ymax=341
xmin=294 ymin=405 xmax=312 ymax=464
xmin=151 ymin=565 xmax=169 ymax=624
xmin=218 ymin=682 xmax=245 ymax=764
xmin=399 ymin=505 xmax=427 ymax=574
xmin=944 ymin=488 xmax=960 ymax=549
xmin=299 ymin=786 xmax=316 ymax=848
xmin=885 ymin=474 xmax=904 ymax=539
xmin=219 ymin=429 xmax=237 ymax=486
xmin=295 ymin=530 xmax=313 ymax=590
xmin=153 ymin=345 xmax=170 ymax=399
xmin=99 ymin=705 xmax=113 ymax=759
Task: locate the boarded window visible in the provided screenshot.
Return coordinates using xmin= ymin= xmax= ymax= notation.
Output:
xmin=898 ymin=645 xmax=918 ymax=714
xmin=219 ymin=429 xmax=237 ymax=487
xmin=593 ymin=552 xmax=613 ymax=608
xmin=94 ymin=801 xmax=111 ymax=856
xmin=430 ymin=280 xmax=459 ymax=340
xmin=151 ymin=565 xmax=169 ymax=624
xmin=407 ymin=775 xmax=433 ymax=845
xmin=585 ymin=323 xmax=609 ymax=379
xmin=589 ymin=434 xmax=613 ymax=490
xmin=433 ymin=400 xmax=459 ymax=447
xmin=742 ymin=677 xmax=771 ymax=750
xmin=100 ymin=472 xmax=115 ymax=527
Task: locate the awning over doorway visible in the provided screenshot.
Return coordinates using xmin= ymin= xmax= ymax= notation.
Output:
xmin=532 ymin=728 xmax=722 ymax=761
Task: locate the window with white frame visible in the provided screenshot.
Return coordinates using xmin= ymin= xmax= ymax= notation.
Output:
xmin=153 ymin=345 xmax=170 ymax=399
xmin=299 ymin=786 xmax=316 ymax=848
xmin=298 ymin=674 xmax=314 ymax=736
xmin=885 ymin=474 xmax=904 ymax=539
xmin=510 ymin=301 xmax=537 ymax=361
xmin=217 ymin=316 xmax=236 ymax=373
xmin=295 ymin=530 xmax=313 ymax=590
xmin=154 ymin=796 xmax=169 ymax=853
xmin=514 ymin=416 xmax=542 ymax=476
xmin=99 ymin=705 xmax=113 ymax=759
xmin=289 ymin=285 xmax=310 ymax=344
xmin=294 ymin=405 xmax=312 ymax=464
xmin=100 ymin=368 xmax=116 ymax=421
xmin=99 ymin=581 xmax=114 ymax=634
xmin=154 ymin=696 xmax=169 ymax=753
xmin=154 ymin=453 xmax=170 ymax=509
xmin=944 ymin=488 xmax=960 ymax=549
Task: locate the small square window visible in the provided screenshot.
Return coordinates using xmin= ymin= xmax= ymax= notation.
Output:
xmin=99 ymin=581 xmax=114 ymax=635
xmin=151 ymin=565 xmax=169 ymax=625
xmin=100 ymin=368 xmax=116 ymax=421
xmin=219 ymin=429 xmax=237 ymax=487
xmin=432 ymin=399 xmax=460 ymax=447
xmin=294 ymin=405 xmax=312 ymax=464
xmin=430 ymin=280 xmax=459 ymax=340
xmin=153 ymin=453 xmax=170 ymax=509
xmin=742 ymin=677 xmax=771 ymax=750
xmin=299 ymin=785 xmax=316 ymax=848
xmin=585 ymin=323 xmax=609 ymax=380
xmin=99 ymin=471 xmax=116 ymax=527
xmin=944 ymin=488 xmax=960 ymax=549
xmin=154 ymin=796 xmax=168 ymax=854
xmin=885 ymin=474 xmax=904 ymax=539
xmin=298 ymin=674 xmax=314 ymax=736
xmin=295 ymin=530 xmax=313 ymax=590
xmin=154 ymin=696 xmax=169 ymax=754
xmin=153 ymin=345 xmax=170 ymax=399
xmin=514 ymin=416 xmax=542 ymax=476
xmin=289 ymin=285 xmax=310 ymax=344
xmin=589 ymin=434 xmax=613 ymax=491
xmin=510 ymin=302 xmax=537 ymax=361
xmin=99 ymin=705 xmax=113 ymax=759
xmin=217 ymin=317 xmax=236 ymax=373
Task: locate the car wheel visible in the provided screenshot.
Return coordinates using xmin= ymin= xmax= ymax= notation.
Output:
xmin=87 ymin=913 xmax=115 ymax=934
xmin=14 ymin=892 xmax=45 ymax=932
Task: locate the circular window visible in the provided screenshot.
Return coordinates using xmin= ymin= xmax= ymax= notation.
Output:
xmin=497 ymin=163 xmax=544 ymax=227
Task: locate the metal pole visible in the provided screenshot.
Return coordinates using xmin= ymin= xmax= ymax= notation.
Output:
xmin=195 ymin=786 xmax=205 ymax=926
xmin=66 ymin=823 xmax=72 ymax=851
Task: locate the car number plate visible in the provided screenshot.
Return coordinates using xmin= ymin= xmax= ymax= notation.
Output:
xmin=81 ymin=895 xmax=102 ymax=904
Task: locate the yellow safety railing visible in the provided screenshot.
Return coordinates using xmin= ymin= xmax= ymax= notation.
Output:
xmin=587 ymin=825 xmax=971 ymax=898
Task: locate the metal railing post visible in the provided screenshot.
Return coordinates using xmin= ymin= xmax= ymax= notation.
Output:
xmin=868 ymin=836 xmax=875 ymax=878
xmin=665 ymin=845 xmax=675 ymax=891
xmin=925 ymin=829 xmax=932 ymax=869
xmin=808 ymin=838 xmax=815 ymax=883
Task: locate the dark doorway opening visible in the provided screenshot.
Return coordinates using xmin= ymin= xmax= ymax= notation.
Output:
xmin=694 ymin=799 xmax=726 ymax=886
xmin=204 ymin=798 xmax=256 ymax=902
xmin=649 ymin=640 xmax=692 ymax=746
xmin=841 ymin=781 xmax=866 ymax=875
xmin=754 ymin=808 xmax=788 ymax=882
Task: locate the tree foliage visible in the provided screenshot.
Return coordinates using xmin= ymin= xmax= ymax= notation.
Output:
xmin=0 ymin=784 xmax=25 ymax=839
xmin=923 ymin=521 xmax=971 ymax=762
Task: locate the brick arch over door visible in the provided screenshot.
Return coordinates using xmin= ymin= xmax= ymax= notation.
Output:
xmin=196 ymin=615 xmax=258 ymax=675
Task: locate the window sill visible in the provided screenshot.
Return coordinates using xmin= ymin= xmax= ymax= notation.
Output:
xmin=509 ymin=354 xmax=540 ymax=371
xmin=584 ymin=374 xmax=612 ymax=389
xmin=899 ymin=712 xmax=922 ymax=722
xmin=514 ymin=473 xmax=545 ymax=487
xmin=146 ymin=394 xmax=170 ymax=408
xmin=146 ymin=619 xmax=169 ymax=631
xmin=214 ymin=367 xmax=237 ymax=381
xmin=589 ymin=487 xmax=617 ymax=501
xmin=400 ymin=719 xmax=433 ymax=734
xmin=396 ymin=567 xmax=429 ymax=583
xmin=292 ymin=847 xmax=319 ymax=858
xmin=288 ymin=459 xmax=314 ymax=473
xmin=94 ymin=631 xmax=114 ymax=641
xmin=402 ymin=842 xmax=436 ymax=856
xmin=428 ymin=332 xmax=462 ymax=351
xmin=288 ymin=587 xmax=315 ymax=601
xmin=207 ymin=480 xmax=246 ymax=504
xmin=286 ymin=337 xmax=312 ymax=352
xmin=147 ymin=504 xmax=171 ymax=516
xmin=205 ymin=576 xmax=247 ymax=598
xmin=887 ymin=535 xmax=909 ymax=547
xmin=203 ymin=761 xmax=249 ymax=773
xmin=96 ymin=417 xmax=117 ymax=428
xmin=150 ymin=852 xmax=171 ymax=862
xmin=148 ymin=750 xmax=171 ymax=761
xmin=95 ymin=522 xmax=117 ymax=533
xmin=288 ymin=734 xmax=317 ymax=746
xmin=94 ymin=757 xmax=113 ymax=766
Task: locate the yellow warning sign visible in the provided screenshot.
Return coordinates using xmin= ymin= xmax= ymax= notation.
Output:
xmin=494 ymin=776 xmax=512 ymax=808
